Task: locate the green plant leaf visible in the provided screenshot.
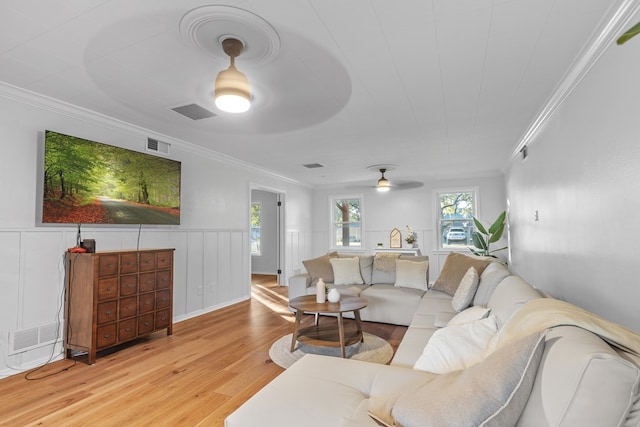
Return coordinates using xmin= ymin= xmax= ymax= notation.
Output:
xmin=618 ymin=21 xmax=640 ymax=45
xmin=473 ymin=217 xmax=488 ymax=235
xmin=488 ymin=223 xmax=505 ymax=243
xmin=471 ymin=232 xmax=487 ymax=250
xmin=488 ymin=211 xmax=506 ymax=234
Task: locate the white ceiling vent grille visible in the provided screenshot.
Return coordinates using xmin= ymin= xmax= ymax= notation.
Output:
xmin=147 ymin=138 xmax=170 ymax=155
xmin=171 ymin=103 xmax=216 ymax=120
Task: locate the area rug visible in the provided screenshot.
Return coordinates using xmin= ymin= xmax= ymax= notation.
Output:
xmin=269 ymin=332 xmax=393 ymax=369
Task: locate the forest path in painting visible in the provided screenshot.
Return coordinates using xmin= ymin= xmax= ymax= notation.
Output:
xmin=99 ymin=197 xmax=179 ymax=224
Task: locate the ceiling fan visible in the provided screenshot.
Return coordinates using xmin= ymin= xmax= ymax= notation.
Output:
xmin=345 ymin=165 xmax=424 ymax=192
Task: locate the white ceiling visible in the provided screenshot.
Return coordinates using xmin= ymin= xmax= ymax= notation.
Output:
xmin=0 ymin=0 xmax=633 ymax=187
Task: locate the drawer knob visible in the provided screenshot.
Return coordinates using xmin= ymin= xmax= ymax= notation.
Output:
xmin=127 ymin=284 xmax=134 ymax=288
xmin=125 ymin=327 xmax=131 ymax=332
xmin=105 ymin=310 xmax=111 ymax=315
xmin=104 ymin=334 xmax=110 ymax=338
xmin=144 ymin=322 xmax=150 ymax=326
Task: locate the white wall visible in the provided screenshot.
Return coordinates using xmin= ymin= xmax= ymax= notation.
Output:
xmin=0 ymin=85 xmax=313 ymax=376
xmin=309 ymin=174 xmax=506 ymax=281
xmin=505 ymin=28 xmax=640 ymax=332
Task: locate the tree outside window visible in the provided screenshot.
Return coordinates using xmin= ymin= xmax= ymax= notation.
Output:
xmin=331 ymin=196 xmax=362 ymax=249
xmin=251 ymin=202 xmax=261 ymax=255
xmin=437 ymin=189 xmax=477 ymax=249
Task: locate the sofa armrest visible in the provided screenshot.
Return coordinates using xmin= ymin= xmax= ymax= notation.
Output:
xmin=288 ymin=273 xmax=312 ymax=300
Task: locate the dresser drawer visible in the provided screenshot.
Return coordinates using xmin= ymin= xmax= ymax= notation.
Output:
xmin=156 ymin=290 xmax=171 ymax=309
xmin=118 ymin=318 xmax=137 ymax=342
xmin=120 ymin=253 xmax=138 ymax=274
xmin=155 ymin=309 xmax=171 ymax=329
xmin=156 ymin=251 xmax=173 ymax=269
xmin=98 ymin=254 xmax=119 ymax=277
xmin=120 ymin=275 xmax=138 ymax=296
xmin=98 ymin=277 xmax=118 ymax=300
xmin=139 ymin=292 xmax=155 ymax=314
xmin=138 ymin=314 xmax=154 ymax=335
xmin=139 ymin=252 xmax=156 ymax=272
xmin=97 ymin=301 xmax=117 ymax=324
xmin=157 ymin=270 xmax=171 ymax=289
xmin=139 ymin=272 xmax=156 ymax=293
xmin=119 ymin=296 xmax=138 ymax=319
xmin=96 ymin=324 xmax=117 ymax=349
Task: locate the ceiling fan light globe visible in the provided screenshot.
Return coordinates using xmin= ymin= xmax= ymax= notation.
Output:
xmin=215 ymin=66 xmax=251 ymax=113
xmin=377 ymin=177 xmax=390 ymax=192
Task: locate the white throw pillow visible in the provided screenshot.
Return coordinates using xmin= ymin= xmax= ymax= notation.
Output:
xmin=394 ymin=259 xmax=428 ymax=291
xmin=447 ymin=306 xmax=490 ymax=327
xmin=413 ymin=315 xmax=498 ymax=374
xmin=451 ymin=266 xmax=479 ymax=312
xmin=329 ymin=257 xmax=364 ymax=285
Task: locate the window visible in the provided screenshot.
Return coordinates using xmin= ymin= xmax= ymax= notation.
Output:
xmin=330 ymin=196 xmax=362 ymax=249
xmin=436 ymin=189 xmax=477 ymax=250
xmin=251 ymin=202 xmax=261 ymax=255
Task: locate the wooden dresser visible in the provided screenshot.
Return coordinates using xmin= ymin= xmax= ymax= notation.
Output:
xmin=64 ymin=248 xmax=174 ymax=364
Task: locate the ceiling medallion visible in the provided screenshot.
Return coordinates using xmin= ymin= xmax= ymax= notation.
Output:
xmin=179 ymin=5 xmax=281 ymax=66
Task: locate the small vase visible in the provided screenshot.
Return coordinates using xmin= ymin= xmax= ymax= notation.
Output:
xmin=327 ymin=288 xmax=341 ymax=303
xmin=316 ymin=278 xmax=326 ymax=303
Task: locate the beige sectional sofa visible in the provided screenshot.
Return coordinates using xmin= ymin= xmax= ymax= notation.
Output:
xmin=226 ymin=253 xmax=640 ymax=427
xmin=288 ymin=252 xmax=431 ymax=326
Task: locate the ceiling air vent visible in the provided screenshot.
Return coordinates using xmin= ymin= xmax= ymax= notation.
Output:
xmin=147 ymin=138 xmax=170 ymax=155
xmin=303 ymin=163 xmax=325 ymax=169
xmin=171 ymin=103 xmax=216 ymax=120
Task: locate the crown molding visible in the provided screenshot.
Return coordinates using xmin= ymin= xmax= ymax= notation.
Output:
xmin=507 ymin=0 xmax=640 ymax=165
xmin=0 ymin=81 xmax=306 ymax=186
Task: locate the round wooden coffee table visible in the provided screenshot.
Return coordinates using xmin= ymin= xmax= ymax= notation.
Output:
xmin=288 ymin=295 xmax=368 ymax=358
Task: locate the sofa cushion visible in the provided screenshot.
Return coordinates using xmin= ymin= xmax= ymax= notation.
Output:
xmin=330 ymin=257 xmax=364 ymax=285
xmin=339 ymin=254 xmax=374 ymax=284
xmin=359 ymin=285 xmax=424 ymax=326
xmin=372 ymin=254 xmax=429 ymax=284
xmin=451 ymin=266 xmax=479 ymax=311
xmin=517 ymin=326 xmax=640 ymax=427
xmin=474 ymin=261 xmax=510 ymax=306
xmin=394 ymin=259 xmax=428 ymax=291
xmin=487 ymin=275 xmax=542 ymax=328
xmin=302 ymin=252 xmax=338 ymax=284
xmin=413 ymin=315 xmax=498 ymax=374
xmin=432 ymin=252 xmax=491 ymax=296
xmin=371 ymin=253 xmax=401 ymax=283
xmin=369 ymin=330 xmax=546 ymax=427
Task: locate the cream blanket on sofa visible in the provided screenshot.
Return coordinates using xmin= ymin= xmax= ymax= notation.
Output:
xmin=487 ymin=298 xmax=640 ymax=365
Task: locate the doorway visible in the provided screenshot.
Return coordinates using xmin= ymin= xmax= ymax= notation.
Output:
xmin=250 ymin=187 xmax=285 ymax=286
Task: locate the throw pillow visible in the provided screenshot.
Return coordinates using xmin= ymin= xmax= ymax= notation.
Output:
xmin=447 ymin=305 xmax=490 ymax=327
xmin=413 ymin=315 xmax=498 ymax=374
xmin=371 ymin=253 xmax=402 ymax=284
xmin=330 ymin=257 xmax=364 ymax=285
xmin=431 ymin=252 xmax=492 ymax=296
xmin=369 ymin=331 xmax=546 ymax=427
xmin=394 ymin=259 xmax=429 ymax=291
xmin=302 ymin=252 xmax=337 ymax=284
xmin=451 ymin=266 xmax=480 ymax=312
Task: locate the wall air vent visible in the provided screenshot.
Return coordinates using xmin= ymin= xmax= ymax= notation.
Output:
xmin=171 ymin=103 xmax=217 ymax=120
xmin=303 ymin=163 xmax=325 ymax=169
xmin=147 ymin=138 xmax=170 ymax=155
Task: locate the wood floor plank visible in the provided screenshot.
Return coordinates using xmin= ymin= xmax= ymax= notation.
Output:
xmin=0 ymin=275 xmax=407 ymax=426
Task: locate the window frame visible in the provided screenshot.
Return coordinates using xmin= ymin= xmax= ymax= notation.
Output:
xmin=329 ymin=194 xmax=364 ymax=251
xmin=434 ymin=187 xmax=479 ymax=251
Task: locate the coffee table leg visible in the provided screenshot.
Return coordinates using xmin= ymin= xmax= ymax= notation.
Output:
xmin=354 ymin=309 xmax=364 ymax=343
xmin=337 ymin=312 xmax=346 ymax=358
xmin=290 ymin=309 xmax=304 ymax=352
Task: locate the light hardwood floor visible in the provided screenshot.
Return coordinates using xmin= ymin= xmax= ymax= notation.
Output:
xmin=0 ymin=275 xmax=407 ymax=426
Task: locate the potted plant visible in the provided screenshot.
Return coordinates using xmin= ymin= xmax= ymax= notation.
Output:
xmin=469 ymin=211 xmax=507 ymax=257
